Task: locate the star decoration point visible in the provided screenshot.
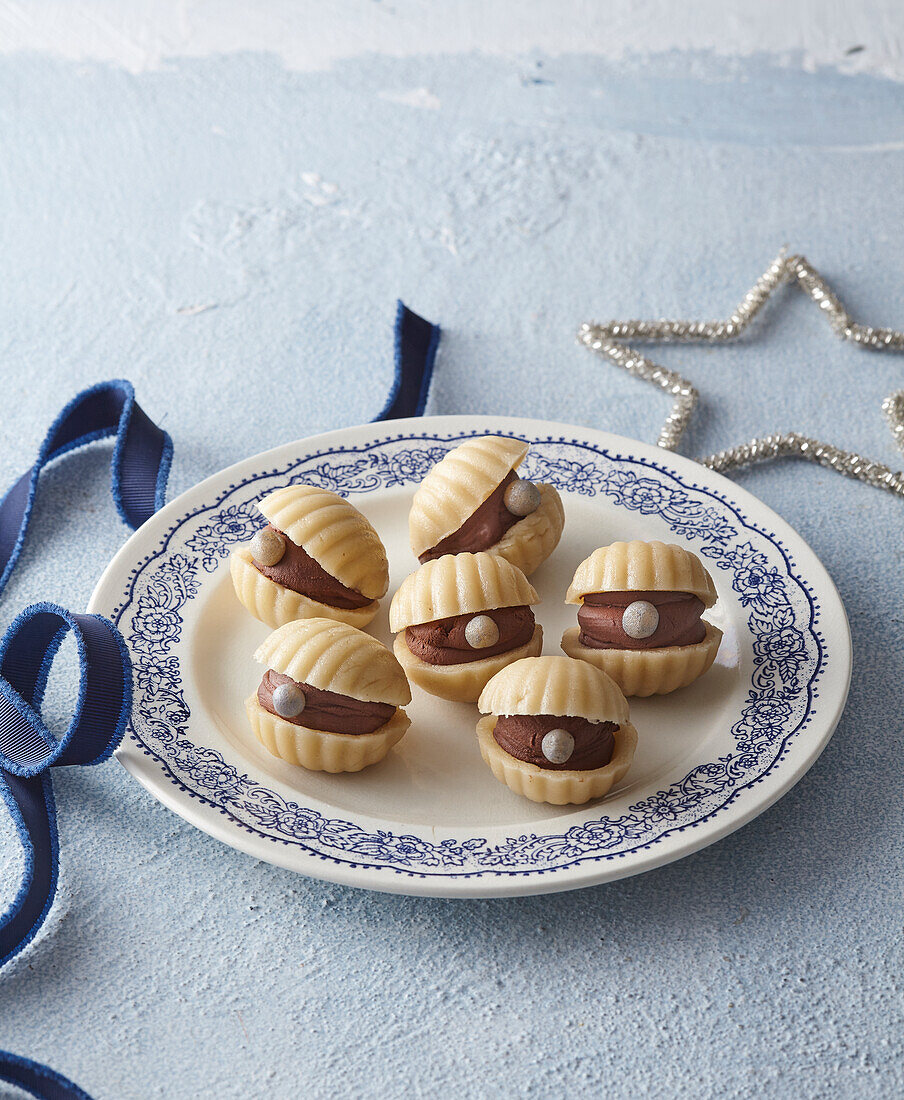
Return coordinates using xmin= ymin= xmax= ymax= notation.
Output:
xmin=579 ymin=250 xmax=904 ymax=499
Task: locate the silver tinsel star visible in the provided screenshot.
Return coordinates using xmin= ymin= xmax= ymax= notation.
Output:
xmin=579 ymin=249 xmax=904 ymax=498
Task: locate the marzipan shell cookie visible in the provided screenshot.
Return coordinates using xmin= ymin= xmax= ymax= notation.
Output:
xmin=566 ymin=540 xmax=718 ymax=607
xmin=561 ymin=621 xmax=724 ymax=697
xmin=246 ymin=695 xmax=410 ymax=772
xmin=231 ymin=548 xmax=378 ymax=630
xmin=476 ymin=716 xmax=638 ymax=805
xmin=259 ymin=485 xmax=389 ymax=600
xmin=393 ymin=624 xmax=543 ymax=703
xmin=408 ymin=436 xmax=529 ymax=559
xmin=254 ymin=618 xmax=411 ymax=706
xmin=477 ymin=654 xmax=629 ymax=725
xmin=389 ymin=551 xmax=539 ymax=631
xmin=488 ymin=483 xmax=565 ymax=578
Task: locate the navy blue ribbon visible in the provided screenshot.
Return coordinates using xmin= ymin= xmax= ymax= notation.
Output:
xmin=0 ymin=304 xmax=439 ymax=1099
xmin=0 ymin=377 xmax=172 ymax=1098
xmin=0 ymin=380 xmax=173 ymax=599
xmin=0 ymin=1048 xmax=94 ymax=1100
xmin=0 ymin=604 xmax=131 ymax=967
xmin=376 ymin=301 xmax=441 ymax=421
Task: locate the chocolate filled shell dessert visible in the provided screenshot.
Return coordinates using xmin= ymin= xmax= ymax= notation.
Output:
xmin=230 ymin=484 xmax=389 ymax=629
xmin=245 ymin=618 xmax=412 ymax=773
xmin=258 ymin=670 xmax=396 ymax=735
xmin=561 ymin=541 xmax=722 ymax=697
xmin=389 ymin=551 xmax=543 ymax=703
xmin=476 ymin=655 xmax=638 ymax=805
xmin=407 ymin=435 xmax=564 ymax=576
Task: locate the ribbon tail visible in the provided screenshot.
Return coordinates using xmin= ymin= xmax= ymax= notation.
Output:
xmin=0 ymin=771 xmax=57 ymax=969
xmin=0 ymin=607 xmax=131 ymax=971
xmin=375 ymin=301 xmax=441 ymax=421
xmin=111 ymin=389 xmax=173 ymax=530
xmin=0 ymin=470 xmax=39 ymax=599
xmin=0 ymin=1049 xmax=94 ymax=1100
xmin=0 ymin=381 xmax=172 ymax=600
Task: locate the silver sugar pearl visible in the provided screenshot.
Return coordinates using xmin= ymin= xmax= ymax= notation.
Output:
xmin=250 ymin=527 xmax=286 ymax=567
xmin=541 ymin=728 xmax=575 ymax=765
xmin=503 ymin=477 xmax=542 ymax=517
xmin=621 ymin=600 xmax=660 ymax=640
xmin=272 ymin=681 xmax=306 ymax=719
xmin=464 ymin=614 xmax=500 ymax=649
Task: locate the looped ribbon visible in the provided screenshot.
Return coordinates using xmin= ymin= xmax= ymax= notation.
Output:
xmin=0 ymin=603 xmax=132 ymax=967
xmin=0 ymin=1049 xmax=92 ymax=1100
xmin=0 ymin=380 xmax=173 ymax=599
xmin=0 ymin=305 xmax=439 ymax=1098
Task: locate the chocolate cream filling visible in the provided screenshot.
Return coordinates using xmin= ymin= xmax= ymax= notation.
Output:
xmin=419 ymin=470 xmax=522 ymax=563
xmin=253 ymin=524 xmax=372 ymax=610
xmin=405 ymin=606 xmax=535 ymax=665
xmin=577 ymin=590 xmax=706 ymax=650
xmin=258 ymin=669 xmax=395 ymax=735
xmin=493 ymin=714 xmax=617 ymax=771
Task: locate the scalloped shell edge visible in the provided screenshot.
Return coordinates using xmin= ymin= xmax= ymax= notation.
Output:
xmin=257 ymin=484 xmax=389 ymax=599
xmin=408 ymin=436 xmax=530 ymax=557
xmin=253 ymin=618 xmax=411 ymax=706
xmin=389 ymin=551 xmax=539 ymax=631
xmin=477 ymin=654 xmax=629 ymax=724
xmin=565 ymin=541 xmax=718 ymax=607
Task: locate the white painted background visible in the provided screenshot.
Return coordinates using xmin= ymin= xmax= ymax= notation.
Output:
xmin=0 ymin=0 xmax=902 ymax=79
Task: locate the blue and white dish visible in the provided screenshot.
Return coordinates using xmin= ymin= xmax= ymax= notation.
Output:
xmin=88 ymin=416 xmax=851 ymax=897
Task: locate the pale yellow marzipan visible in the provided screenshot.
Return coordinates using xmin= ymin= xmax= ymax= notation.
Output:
xmin=257 ymin=484 xmax=388 ymax=600
xmin=253 ymin=618 xmax=410 ymax=706
xmin=230 ymin=547 xmax=379 ymax=630
xmin=389 ymin=551 xmax=538 ymax=632
xmin=477 ymin=655 xmax=629 ymax=725
xmin=476 ymin=716 xmax=637 ymax=805
xmin=408 ymin=436 xmax=529 ymax=559
xmin=393 ymin=624 xmax=543 ymax=703
xmin=565 ymin=541 xmax=718 ymax=607
xmin=246 ymin=695 xmax=409 ymax=772
xmin=561 ymin=621 xmax=723 ymax=697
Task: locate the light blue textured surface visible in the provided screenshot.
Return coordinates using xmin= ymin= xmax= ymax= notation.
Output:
xmin=1 ymin=42 xmax=903 ymax=1100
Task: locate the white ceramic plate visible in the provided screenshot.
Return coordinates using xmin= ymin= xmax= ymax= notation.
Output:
xmin=88 ymin=416 xmax=851 ymax=897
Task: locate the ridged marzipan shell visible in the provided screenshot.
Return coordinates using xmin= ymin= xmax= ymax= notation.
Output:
xmin=565 ymin=541 xmax=717 ymax=607
xmin=254 ymin=618 xmax=411 ymax=706
xmin=408 ymin=436 xmax=529 ymax=558
xmin=389 ymin=551 xmax=539 ymax=631
xmin=246 ymin=696 xmax=409 ymax=772
xmin=561 ymin=621 xmax=723 ymax=697
xmin=478 ymin=655 xmax=629 ymax=724
xmin=257 ymin=484 xmax=388 ymax=599
xmin=230 ymin=548 xmax=378 ymax=630
xmin=477 ymin=717 xmax=638 ymax=805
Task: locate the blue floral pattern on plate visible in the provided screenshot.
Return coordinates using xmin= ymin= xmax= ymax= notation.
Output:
xmin=110 ymin=432 xmax=824 ymax=880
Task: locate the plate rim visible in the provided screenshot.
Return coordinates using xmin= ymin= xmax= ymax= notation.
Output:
xmin=89 ymin=414 xmax=852 ymax=898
